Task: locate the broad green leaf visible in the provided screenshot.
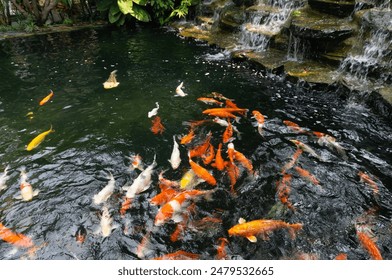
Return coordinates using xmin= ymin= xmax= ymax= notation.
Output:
xmin=97 ymin=0 xmax=114 ymax=12
xmin=117 ymin=14 xmax=126 ymax=26
xmin=117 ymin=0 xmax=133 ymax=14
xmin=130 ymin=5 xmax=151 ymax=22
xmin=133 ymin=0 xmax=148 ymax=6
xmin=109 ymin=5 xmax=121 ymax=23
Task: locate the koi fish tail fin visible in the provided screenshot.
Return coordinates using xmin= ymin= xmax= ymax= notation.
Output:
xmin=120 ymin=197 xmax=133 ymax=216
xmin=49 ymin=125 xmax=55 ymax=133
xmin=288 ymin=223 xmax=303 ymax=239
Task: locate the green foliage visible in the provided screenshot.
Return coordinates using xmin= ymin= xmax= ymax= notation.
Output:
xmin=96 ymin=0 xmax=200 ymax=26
xmin=63 ymin=18 xmax=74 ymax=25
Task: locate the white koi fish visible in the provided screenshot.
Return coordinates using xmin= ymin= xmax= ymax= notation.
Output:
xmin=175 ymin=82 xmax=187 ymax=97
xmin=168 ymin=136 xmax=181 ymax=170
xmin=148 ymin=102 xmax=160 ymax=118
xmin=103 ymin=70 xmax=119 ymax=89
xmin=123 ymin=155 xmax=157 ymax=199
xmin=17 ymin=169 xmax=39 ymax=201
xmin=313 ymin=132 xmax=347 ymax=160
xmin=290 ymin=140 xmax=323 ymax=161
xmin=0 ymin=165 xmax=10 ymax=191
xmin=213 ymin=117 xmax=242 ymax=139
xmin=100 ymin=205 xmax=115 ymax=237
xmin=93 ymin=172 xmax=115 ymax=205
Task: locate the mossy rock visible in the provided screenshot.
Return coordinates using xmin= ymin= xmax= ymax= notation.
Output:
xmin=219 ymin=6 xmax=246 ymax=31
xmin=308 ymin=0 xmax=356 ymax=17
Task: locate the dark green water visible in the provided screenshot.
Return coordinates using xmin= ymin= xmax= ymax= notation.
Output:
xmin=0 ymin=26 xmax=391 ymax=260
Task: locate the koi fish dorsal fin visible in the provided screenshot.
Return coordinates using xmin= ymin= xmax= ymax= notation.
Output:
xmin=238 ymin=218 xmax=246 ymax=224
xmin=247 ymin=235 xmax=257 ymax=243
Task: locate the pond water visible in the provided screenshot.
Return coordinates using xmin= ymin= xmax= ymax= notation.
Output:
xmin=0 ymin=26 xmax=391 ymax=260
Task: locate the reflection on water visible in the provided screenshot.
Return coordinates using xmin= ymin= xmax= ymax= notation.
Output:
xmin=0 ymin=26 xmax=391 ymax=260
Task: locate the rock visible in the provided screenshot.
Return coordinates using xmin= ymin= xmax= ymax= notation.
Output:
xmin=232 ymin=0 xmax=258 ymax=7
xmin=219 ymin=5 xmax=246 ymax=31
xmin=308 ymin=0 xmax=356 ymax=18
xmin=234 ymin=49 xmax=286 ymax=73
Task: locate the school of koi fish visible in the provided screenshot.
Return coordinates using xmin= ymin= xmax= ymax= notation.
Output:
xmin=0 ymin=69 xmax=389 ymax=260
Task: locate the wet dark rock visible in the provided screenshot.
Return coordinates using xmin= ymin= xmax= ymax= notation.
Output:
xmin=219 ymin=5 xmax=246 ymax=31
xmin=232 ymin=0 xmax=257 ymax=7
xmin=308 ymin=0 xmax=356 ymax=17
xmin=199 ymin=0 xmax=234 ymax=16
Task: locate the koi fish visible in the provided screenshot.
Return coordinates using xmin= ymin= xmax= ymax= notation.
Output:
xmin=170 ymin=212 xmax=189 ymax=242
xmin=179 ymin=169 xmax=205 ymax=190
xmin=188 ymin=152 xmax=217 ymax=186
xmin=39 ymin=90 xmax=54 ymax=106
xmin=294 ymin=166 xmax=320 ymax=186
xmin=0 ymin=165 xmax=10 ymax=191
xmin=153 ymin=250 xmax=199 ymax=260
xmin=123 ymin=155 xmax=157 ymax=200
xmin=119 ymin=197 xmax=132 ymax=216
xmin=228 ymin=218 xmax=303 ymax=242
xmin=203 ymin=110 xmax=240 ymax=120
xmin=202 ymin=107 xmax=248 ymax=116
xmin=211 ymin=143 xmax=225 ymax=171
xmin=175 ymin=81 xmax=187 ymax=97
xmin=154 ymin=189 xmax=212 ymax=226
xmin=26 ymin=125 xmax=54 ymax=151
xmin=197 ymin=97 xmax=223 ymax=106
xmin=211 ymin=92 xmax=234 ymax=101
xmin=281 ymin=149 xmax=303 ymax=173
xmin=313 ymin=131 xmax=347 ymax=159
xmin=202 ymin=143 xmax=215 ymax=165
xmin=356 ymin=229 xmax=383 ymax=260
xmin=182 ymin=119 xmax=212 ymax=128
xmin=225 ymin=99 xmax=240 ymax=109
xmin=93 ymin=172 xmax=115 ymax=205
xmin=358 ymin=171 xmax=379 ymax=194
xmin=136 ymin=232 xmax=153 ymax=259
xmin=225 ymin=161 xmax=240 ymax=193
xmin=189 ymin=132 xmax=212 ymax=158
xmin=129 ymin=154 xmax=144 ymax=171
xmin=148 ymin=102 xmax=159 ymax=118
xmin=222 ymin=120 xmax=234 ymax=143
xmin=216 ymin=237 xmax=229 ymax=260
xmin=252 ymin=110 xmax=265 ymax=136
xmin=283 ymin=120 xmax=308 ymax=134
xmin=100 ymin=205 xmax=115 ymax=237
xmin=213 ymin=117 xmax=242 ymax=139
xmin=168 ymin=135 xmax=181 ymax=170
xmin=103 ymin=70 xmax=119 ymax=89
xmin=150 ymin=185 xmax=178 ymax=206
xmin=150 ymin=116 xmax=165 ymax=135
xmin=227 ymin=143 xmax=253 ymax=174
xmin=290 ymin=140 xmax=322 ymax=161
xmin=180 ymin=128 xmax=195 ymax=145
xmin=276 ymin=173 xmax=295 ymax=211
xmin=158 ymin=170 xmax=179 ymax=188
xmin=334 ymin=253 xmax=348 ymax=260
xmin=18 ymin=169 xmax=39 ymax=201
xmin=75 ymin=225 xmax=87 ymax=243
xmin=0 ymin=222 xmax=34 ymax=248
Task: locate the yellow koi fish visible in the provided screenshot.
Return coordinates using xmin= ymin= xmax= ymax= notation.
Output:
xmin=26 ymin=126 xmax=54 ymax=151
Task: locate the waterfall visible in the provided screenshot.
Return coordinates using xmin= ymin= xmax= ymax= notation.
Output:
xmin=237 ymin=0 xmax=296 ymax=51
xmin=286 ymin=31 xmax=305 ymax=61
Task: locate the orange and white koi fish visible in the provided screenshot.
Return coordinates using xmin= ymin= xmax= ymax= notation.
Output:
xmin=0 ymin=222 xmax=34 ymax=248
xmin=294 ymin=166 xmax=320 ymax=186
xmin=150 ymin=116 xmax=165 ymax=135
xmin=225 ymin=161 xmax=240 ymax=193
xmin=222 ymin=120 xmax=234 ymax=143
xmin=211 ymin=143 xmax=225 ymax=171
xmin=228 ymin=218 xmax=303 ymax=242
xmin=0 ymin=165 xmax=10 ymax=191
xmin=216 ymin=237 xmax=229 ymax=260
xmin=154 ymin=189 xmax=212 ymax=226
xmin=202 ymin=143 xmax=215 ymax=165
xmin=179 ymin=169 xmax=205 ymax=190
xmin=150 ymin=184 xmax=178 ymax=206
xmin=168 ymin=135 xmax=181 ymax=170
xmin=147 ymin=102 xmax=159 ymax=118
xmin=252 ymin=110 xmax=265 ymax=136
xmin=103 ymin=70 xmax=119 ymax=89
xmin=197 ymin=97 xmax=223 ymax=106
xmin=283 ymin=120 xmax=308 ymax=134
xmin=158 ymin=170 xmax=179 ymax=188
xmin=136 ymin=232 xmax=152 ymax=259
xmin=17 ymin=169 xmax=39 ymax=201
xmin=281 ymin=149 xmax=303 ymax=173
xmin=213 ymin=117 xmax=242 ymax=139
xmin=358 ymin=171 xmax=379 ymax=194
xmin=356 ymin=229 xmax=383 ymax=260
xmin=153 ymin=250 xmax=199 ymax=260
xmin=276 ymin=173 xmax=295 ymax=211
xmin=180 ymin=128 xmax=196 ymax=145
xmin=211 ymin=92 xmax=234 ymax=101
xmin=227 ymin=143 xmax=253 ymax=173
xmin=75 ymin=225 xmax=87 ymax=243
xmin=39 ymin=90 xmax=54 ymax=106
xmin=170 ymin=212 xmax=190 ymax=242
xmin=313 ymin=131 xmax=347 ymax=159
xmin=189 ymin=133 xmax=212 ymax=158
xmin=188 ymin=152 xmax=217 ymax=186
xmin=175 ymin=81 xmax=187 ymax=97
xmin=93 ymin=172 xmax=115 ymax=205
xmin=129 ymin=154 xmax=144 ymax=171
xmin=290 ymin=140 xmax=322 ymax=161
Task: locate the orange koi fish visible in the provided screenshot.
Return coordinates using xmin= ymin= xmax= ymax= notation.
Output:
xmin=252 ymin=110 xmax=265 ymax=136
xmin=222 ymin=120 xmax=234 ymax=143
xmin=0 ymin=222 xmax=34 ymax=248
xmin=228 ymin=218 xmax=302 ymax=242
xmin=154 ymin=189 xmax=212 ymax=226
xmin=283 ymin=120 xmax=308 ymax=134
xmin=356 ymin=230 xmax=383 ymax=260
xmin=202 ymin=107 xmax=248 ymax=116
xmin=150 ymin=184 xmax=178 ymax=206
xmin=281 ymin=149 xmax=303 ymax=173
xmin=313 ymin=131 xmax=347 ymax=159
xmin=276 ymin=173 xmax=295 ymax=211
xmin=39 ymin=90 xmax=54 ymax=106
xmin=211 ymin=92 xmax=234 ymax=101
xmin=158 ymin=170 xmax=179 ymax=188
xmin=188 ymin=152 xmax=217 ymax=186
xmin=153 ymin=250 xmax=200 ymax=260
xmin=75 ymin=225 xmax=87 ymax=243
xmin=119 ymin=197 xmax=132 ymax=216
xmin=130 ymin=154 xmax=144 ymax=171
xmin=197 ymin=97 xmax=223 ymax=106
xmin=294 ymin=166 xmax=320 ymax=186
xmin=225 ymin=99 xmax=240 ymax=109
xmin=225 ymin=161 xmax=240 ymax=193
xmin=180 ymin=128 xmax=195 ymax=145
xmin=150 ymin=116 xmax=165 ymax=135
xmin=170 ymin=211 xmax=190 ymax=242
xmin=227 ymin=143 xmax=253 ymax=174
xmin=211 ymin=143 xmax=225 ymax=171
xmin=216 ymin=237 xmax=229 ymax=260
xmin=203 ymin=110 xmax=240 ymax=120
xmin=189 ymin=133 xmax=212 ymax=158
xmin=290 ymin=140 xmax=322 ymax=160
xmin=358 ymin=171 xmax=379 ymax=194
xmin=334 ymin=253 xmax=348 ymax=260
xmin=202 ymin=143 xmax=215 ymax=165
